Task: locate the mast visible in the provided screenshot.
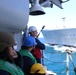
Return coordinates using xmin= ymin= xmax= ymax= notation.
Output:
xmin=62 ymin=17 xmax=66 ymax=28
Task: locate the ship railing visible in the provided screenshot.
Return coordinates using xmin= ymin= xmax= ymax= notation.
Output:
xmin=42 ymin=49 xmax=76 ymax=75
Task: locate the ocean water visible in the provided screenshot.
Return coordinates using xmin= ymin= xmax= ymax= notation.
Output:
xmin=39 ymin=38 xmax=76 ymax=75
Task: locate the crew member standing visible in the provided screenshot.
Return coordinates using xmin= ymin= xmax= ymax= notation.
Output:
xmin=19 ymin=36 xmax=37 ymax=75
xmin=28 ymin=26 xmax=45 ymax=63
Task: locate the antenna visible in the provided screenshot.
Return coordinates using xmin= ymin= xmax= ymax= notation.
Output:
xmin=62 ymin=17 xmax=66 ymax=29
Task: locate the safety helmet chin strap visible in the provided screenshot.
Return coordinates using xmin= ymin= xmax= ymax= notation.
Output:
xmin=33 ymin=69 xmax=40 ymax=75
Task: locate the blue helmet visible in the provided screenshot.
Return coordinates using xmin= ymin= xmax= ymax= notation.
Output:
xmin=23 ymin=36 xmax=37 ymax=47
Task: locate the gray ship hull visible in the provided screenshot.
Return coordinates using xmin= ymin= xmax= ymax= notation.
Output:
xmin=42 ymin=28 xmax=76 ymax=47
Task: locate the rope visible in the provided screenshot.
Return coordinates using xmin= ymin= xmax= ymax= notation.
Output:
xmin=43 ymin=50 xmax=65 ymax=63
xmin=44 ymin=50 xmax=62 ymax=54
xmin=42 ymin=48 xmax=76 ymax=75
xmin=43 ymin=56 xmax=65 ymax=63
xmin=69 ymin=54 xmax=76 ymax=68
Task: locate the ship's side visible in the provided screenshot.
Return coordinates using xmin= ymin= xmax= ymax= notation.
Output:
xmin=42 ymin=28 xmax=76 ymax=47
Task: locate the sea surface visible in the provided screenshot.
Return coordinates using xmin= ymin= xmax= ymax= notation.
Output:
xmin=39 ymin=38 xmax=76 ymax=75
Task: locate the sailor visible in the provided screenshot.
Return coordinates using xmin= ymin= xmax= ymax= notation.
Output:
xmin=28 ymin=26 xmax=45 ymax=63
xmin=19 ymin=36 xmax=37 ymax=75
xmin=0 ymin=31 xmax=24 ymax=75
xmin=30 ymin=63 xmax=46 ymax=75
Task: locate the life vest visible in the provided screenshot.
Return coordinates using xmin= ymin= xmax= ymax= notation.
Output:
xmin=19 ymin=49 xmax=37 ymax=63
xmin=0 ymin=59 xmax=24 ymax=75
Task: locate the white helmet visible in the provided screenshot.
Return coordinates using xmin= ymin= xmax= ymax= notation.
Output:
xmin=28 ymin=26 xmax=37 ymax=33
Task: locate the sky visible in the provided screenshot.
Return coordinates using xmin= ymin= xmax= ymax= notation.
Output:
xmin=27 ymin=0 xmax=76 ymax=37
